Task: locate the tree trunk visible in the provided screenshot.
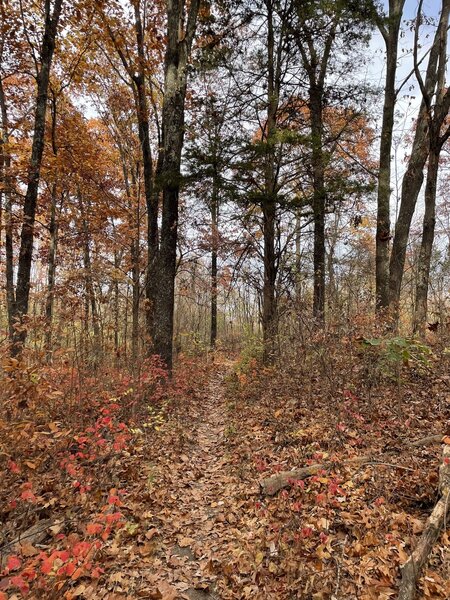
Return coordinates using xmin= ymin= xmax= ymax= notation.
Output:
xmin=388 ymin=0 xmax=450 ymax=323
xmin=375 ymin=0 xmax=404 ymax=312
xmin=210 ymin=176 xmax=218 ymax=349
xmin=80 ymin=199 xmax=101 ymax=365
xmin=132 ymin=2 xmax=159 ymax=351
xmin=44 ymin=185 xmax=59 ymax=360
xmin=131 ymin=236 xmax=140 ymax=364
xmin=413 ymin=147 xmax=439 ymax=336
xmin=0 ymin=73 xmax=14 ymax=340
xmin=153 ymin=0 xmax=200 ymax=371
xmin=262 ymin=0 xmax=279 ymax=363
xmin=11 ymin=0 xmax=63 ymax=353
xmin=310 ymin=85 xmax=326 ymax=323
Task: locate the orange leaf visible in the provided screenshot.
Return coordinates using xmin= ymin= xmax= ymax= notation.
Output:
xmin=86 ymin=523 xmax=103 ymax=535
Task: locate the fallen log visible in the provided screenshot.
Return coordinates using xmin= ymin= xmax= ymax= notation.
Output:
xmin=259 ymin=434 xmax=444 ymax=496
xmin=0 ymin=518 xmax=55 ymax=568
xmin=398 ymin=443 xmax=450 ymax=600
xmin=260 ymin=455 xmax=373 ymax=496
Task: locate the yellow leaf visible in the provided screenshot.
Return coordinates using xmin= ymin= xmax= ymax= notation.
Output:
xmin=268 ymin=562 xmax=277 ymax=573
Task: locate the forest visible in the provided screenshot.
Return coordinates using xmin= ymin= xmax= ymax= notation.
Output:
xmin=1 ymin=0 xmax=450 ymax=598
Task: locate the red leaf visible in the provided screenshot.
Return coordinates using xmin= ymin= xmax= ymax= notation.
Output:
xmin=58 ymin=550 xmax=70 ymax=562
xmin=8 ymin=461 xmax=21 ymax=474
xmin=20 ymin=490 xmax=37 ymax=503
xmin=64 ymin=561 xmax=76 ymax=577
xmin=9 ymin=575 xmax=29 ymax=595
xmin=6 ymin=555 xmax=21 ymax=571
xmin=72 ymin=541 xmax=91 ymax=558
xmin=41 ymin=558 xmax=54 ymax=574
xmin=90 ymin=566 xmax=104 ymax=578
xmin=86 ymin=523 xmax=103 ymax=535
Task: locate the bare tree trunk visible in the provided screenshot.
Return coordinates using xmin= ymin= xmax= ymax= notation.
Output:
xmin=80 ymin=197 xmax=101 ymax=365
xmin=113 ymin=249 xmax=120 ymax=358
xmin=12 ymin=0 xmax=63 ymax=353
xmin=412 ymin=0 xmax=450 ymax=333
xmin=374 ymin=0 xmax=405 ymax=312
xmin=44 ymin=185 xmax=59 ymax=359
xmin=0 ymin=72 xmax=14 ymax=340
xmin=388 ymin=0 xmax=450 ymax=323
xmin=413 ymin=149 xmax=439 ymax=335
xmin=101 ymin=0 xmax=158 ymax=354
xmin=154 ymin=0 xmax=200 ymax=371
xmin=295 ymin=210 xmax=302 ymax=301
xmin=262 ymin=0 xmax=280 ymax=363
xmin=132 ymin=2 xmax=158 ymax=351
xmin=310 ymin=85 xmax=326 ymax=323
xmin=210 ymin=177 xmax=218 ymax=349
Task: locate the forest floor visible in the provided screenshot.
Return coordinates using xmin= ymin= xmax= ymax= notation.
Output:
xmin=1 ymin=345 xmax=450 ymax=599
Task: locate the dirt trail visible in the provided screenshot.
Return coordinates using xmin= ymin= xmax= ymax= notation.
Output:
xmin=144 ymin=364 xmax=252 ymax=600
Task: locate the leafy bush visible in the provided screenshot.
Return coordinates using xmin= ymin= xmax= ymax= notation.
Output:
xmin=361 ymin=336 xmax=432 ymax=383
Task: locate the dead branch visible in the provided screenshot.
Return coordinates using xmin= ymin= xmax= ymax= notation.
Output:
xmin=259 ymin=434 xmax=444 ymax=496
xmin=398 ymin=444 xmax=450 ymax=600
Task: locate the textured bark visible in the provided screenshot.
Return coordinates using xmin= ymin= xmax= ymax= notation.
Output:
xmin=12 ymin=0 xmax=63 ymax=353
xmin=44 ymin=185 xmax=59 ymax=359
xmin=153 ymin=0 xmax=200 ymax=371
xmin=310 ymin=85 xmax=326 ymax=323
xmin=412 ymin=0 xmax=450 ymax=335
xmin=262 ymin=0 xmax=280 ymax=363
xmin=132 ymin=2 xmax=158 ymax=350
xmin=375 ymin=0 xmax=405 ymax=312
xmin=413 ymin=149 xmax=439 ymax=335
xmin=260 ymin=434 xmax=445 ymax=496
xmin=293 ymin=3 xmax=337 ymax=324
xmin=210 ymin=177 xmax=218 ymax=349
xmin=398 ymin=444 xmax=450 ymax=600
xmin=0 ymin=70 xmax=14 ymax=340
xmin=80 ymin=197 xmax=101 ymax=364
xmin=388 ymin=0 xmax=450 ymax=322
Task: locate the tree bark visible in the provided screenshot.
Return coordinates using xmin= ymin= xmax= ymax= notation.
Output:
xmin=11 ymin=0 xmax=63 ymax=353
xmin=44 ymin=184 xmax=59 ymax=360
xmin=412 ymin=0 xmax=450 ymax=335
xmin=210 ymin=174 xmax=219 ymax=349
xmin=132 ymin=1 xmax=158 ymax=351
xmin=398 ymin=444 xmax=450 ymax=600
xmin=413 ymin=148 xmax=439 ymax=335
xmin=310 ymin=84 xmax=326 ymax=323
xmin=0 ymin=70 xmax=14 ymax=340
xmin=262 ymin=0 xmax=280 ymax=363
xmin=153 ymin=0 xmax=200 ymax=371
xmin=375 ymin=0 xmax=405 ymax=312
xmin=388 ymin=0 xmax=450 ymax=322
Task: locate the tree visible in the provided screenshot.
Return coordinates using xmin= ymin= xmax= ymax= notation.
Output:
xmin=370 ymin=0 xmax=406 ymax=312
xmin=286 ymin=0 xmax=371 ymax=323
xmin=153 ymin=0 xmax=200 ymax=370
xmin=10 ymin=0 xmax=64 ymax=353
xmin=412 ymin=0 xmax=450 ymax=334
xmin=388 ymin=0 xmax=450 ymax=324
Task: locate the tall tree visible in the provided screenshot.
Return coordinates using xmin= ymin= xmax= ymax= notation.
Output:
xmin=288 ymin=0 xmax=370 ymax=323
xmin=10 ymin=0 xmax=64 ymax=353
xmin=371 ymin=0 xmax=405 ymax=312
xmin=388 ymin=0 xmax=450 ymax=324
xmin=153 ymin=0 xmax=200 ymax=370
xmin=412 ymin=0 xmax=450 ymax=334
